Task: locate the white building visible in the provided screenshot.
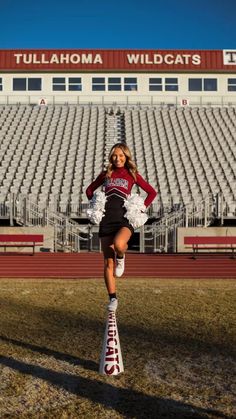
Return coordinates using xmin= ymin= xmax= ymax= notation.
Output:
xmin=0 ymin=49 xmax=236 ymax=106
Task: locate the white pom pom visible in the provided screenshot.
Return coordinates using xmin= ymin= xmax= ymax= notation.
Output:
xmin=123 ymin=194 xmax=148 ymax=229
xmin=87 ymin=191 xmax=107 ymax=224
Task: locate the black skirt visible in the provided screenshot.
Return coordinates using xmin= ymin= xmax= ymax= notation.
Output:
xmin=99 ymin=195 xmax=134 ymax=237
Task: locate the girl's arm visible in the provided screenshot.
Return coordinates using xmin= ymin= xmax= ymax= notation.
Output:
xmin=86 ymin=172 xmax=106 ymax=200
xmin=136 ymin=173 xmax=157 ymax=207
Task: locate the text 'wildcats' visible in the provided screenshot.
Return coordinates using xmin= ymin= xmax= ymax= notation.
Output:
xmin=104 ymin=312 xmax=121 ymax=375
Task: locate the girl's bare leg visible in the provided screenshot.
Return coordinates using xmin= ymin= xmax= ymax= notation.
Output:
xmin=113 ymin=227 xmax=132 ymax=257
xmin=100 ymin=227 xmax=132 ymax=292
xmin=113 ymin=227 xmax=132 ymax=277
xmin=100 ymin=235 xmax=116 ymax=294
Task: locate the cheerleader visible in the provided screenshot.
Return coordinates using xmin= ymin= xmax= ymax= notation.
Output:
xmin=86 ymin=143 xmax=157 ymax=312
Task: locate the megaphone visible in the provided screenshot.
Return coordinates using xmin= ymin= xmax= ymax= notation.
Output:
xmin=99 ymin=310 xmax=124 ymax=375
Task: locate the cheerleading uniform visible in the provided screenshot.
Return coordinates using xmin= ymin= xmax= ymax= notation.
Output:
xmin=86 ymin=167 xmax=157 ymax=237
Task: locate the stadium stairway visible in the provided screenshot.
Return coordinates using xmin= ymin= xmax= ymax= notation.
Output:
xmin=0 ymin=252 xmax=235 ymax=279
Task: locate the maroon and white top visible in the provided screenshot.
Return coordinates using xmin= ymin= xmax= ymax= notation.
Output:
xmin=86 ymin=167 xmax=157 ymax=207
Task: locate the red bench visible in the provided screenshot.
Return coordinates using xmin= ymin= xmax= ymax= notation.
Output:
xmin=184 ymin=236 xmax=236 ymax=259
xmin=0 ymin=234 xmax=44 ymax=255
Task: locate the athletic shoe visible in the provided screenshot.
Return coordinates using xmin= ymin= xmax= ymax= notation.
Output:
xmin=107 ymin=298 xmax=118 ymax=312
xmin=115 ymin=255 xmax=125 ymax=277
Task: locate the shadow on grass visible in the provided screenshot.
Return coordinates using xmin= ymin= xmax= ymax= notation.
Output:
xmin=0 ymin=355 xmax=231 ymax=419
xmin=0 ymin=294 xmax=234 ymax=418
xmin=0 ymin=295 xmax=235 ymax=359
xmin=0 ymin=335 xmax=98 ymax=371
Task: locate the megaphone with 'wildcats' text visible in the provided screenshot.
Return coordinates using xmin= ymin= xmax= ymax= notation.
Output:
xmin=99 ymin=310 xmax=124 ymax=375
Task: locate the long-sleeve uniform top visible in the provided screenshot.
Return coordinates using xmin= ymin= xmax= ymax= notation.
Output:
xmin=86 ymin=167 xmax=157 ymax=208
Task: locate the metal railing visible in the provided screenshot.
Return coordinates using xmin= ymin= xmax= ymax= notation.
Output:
xmin=0 ymin=194 xmax=85 ymax=252
xmin=2 ymin=95 xmax=236 ymax=107
xmin=0 ymin=193 xmax=234 ymax=253
xmin=142 ymin=194 xmax=217 ymax=253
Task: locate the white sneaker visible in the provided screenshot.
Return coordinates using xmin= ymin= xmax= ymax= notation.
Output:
xmin=115 ymin=255 xmax=125 ymax=277
xmin=107 ymin=298 xmax=118 ymax=312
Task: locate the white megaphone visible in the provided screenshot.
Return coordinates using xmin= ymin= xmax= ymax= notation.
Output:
xmin=99 ymin=310 xmax=124 ymax=375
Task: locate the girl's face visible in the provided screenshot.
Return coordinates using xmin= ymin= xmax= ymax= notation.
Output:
xmin=111 ymin=147 xmax=126 ymax=168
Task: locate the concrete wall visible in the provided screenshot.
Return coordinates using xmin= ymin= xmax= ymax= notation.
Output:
xmin=1 ymin=72 xmax=236 ymax=105
xmin=178 ymin=227 xmax=236 ymax=253
xmin=0 ymin=226 xmax=54 ymax=253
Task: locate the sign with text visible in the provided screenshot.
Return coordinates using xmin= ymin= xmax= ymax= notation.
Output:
xmin=180 ymin=98 xmax=190 ymax=106
xmin=223 ymin=50 xmax=236 ymax=65
xmin=38 ymin=98 xmax=47 ymax=106
xmin=0 ymin=50 xmax=235 ymax=72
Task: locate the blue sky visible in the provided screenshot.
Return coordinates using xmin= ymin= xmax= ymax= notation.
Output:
xmin=1 ymin=0 xmax=235 ymax=50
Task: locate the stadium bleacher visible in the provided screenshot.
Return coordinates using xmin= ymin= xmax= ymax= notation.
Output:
xmin=0 ymin=104 xmax=235 ymax=219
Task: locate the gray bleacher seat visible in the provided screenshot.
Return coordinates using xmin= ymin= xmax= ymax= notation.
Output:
xmin=0 ymin=104 xmax=235 ymax=216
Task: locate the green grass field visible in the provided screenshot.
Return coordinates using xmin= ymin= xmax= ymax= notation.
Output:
xmin=0 ymin=278 xmax=235 ymax=418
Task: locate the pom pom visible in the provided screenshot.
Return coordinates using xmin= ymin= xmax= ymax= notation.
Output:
xmin=87 ymin=191 xmax=107 ymax=224
xmin=123 ymin=194 xmax=148 ymax=229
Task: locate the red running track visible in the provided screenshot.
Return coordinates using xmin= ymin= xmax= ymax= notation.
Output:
xmin=0 ymin=252 xmax=235 ymax=278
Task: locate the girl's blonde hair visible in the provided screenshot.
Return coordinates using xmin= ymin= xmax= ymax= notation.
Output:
xmin=106 ymin=142 xmax=137 ymax=181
